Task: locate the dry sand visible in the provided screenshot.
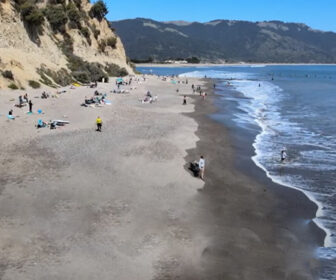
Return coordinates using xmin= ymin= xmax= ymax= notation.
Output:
xmin=0 ymin=76 xmax=206 ymax=279
xmin=0 ymin=76 xmax=322 ymax=279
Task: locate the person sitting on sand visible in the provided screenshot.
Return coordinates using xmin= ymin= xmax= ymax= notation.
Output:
xmin=37 ymin=119 xmax=47 ymax=128
xmin=96 ymin=116 xmax=102 ymax=132
xmin=23 ymin=93 xmax=28 ymax=103
xmin=41 ymin=92 xmax=49 ymax=99
xmin=199 ymin=156 xmax=205 ymax=180
xmin=8 ymin=109 xmax=15 ymax=120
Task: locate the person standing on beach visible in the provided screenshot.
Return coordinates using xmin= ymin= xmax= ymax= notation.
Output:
xmin=28 ymin=100 xmax=33 ymax=113
xmin=96 ymin=116 xmax=102 ymax=132
xmin=199 ymin=156 xmax=205 ymax=180
xmin=183 ymin=95 xmax=187 ymax=105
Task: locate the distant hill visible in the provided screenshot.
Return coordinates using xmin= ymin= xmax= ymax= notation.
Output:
xmin=110 ymin=18 xmax=336 ymax=63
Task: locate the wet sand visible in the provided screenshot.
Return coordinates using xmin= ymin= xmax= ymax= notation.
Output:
xmin=182 ymin=80 xmax=325 ymax=280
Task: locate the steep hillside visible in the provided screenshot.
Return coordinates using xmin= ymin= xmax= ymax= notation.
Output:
xmin=0 ymin=0 xmax=133 ymax=89
xmin=111 ymin=18 xmax=336 ymax=63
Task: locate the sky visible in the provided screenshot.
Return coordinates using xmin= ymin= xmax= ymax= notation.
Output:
xmin=105 ymin=0 xmax=336 ymax=32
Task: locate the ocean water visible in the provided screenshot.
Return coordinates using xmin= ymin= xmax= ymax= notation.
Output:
xmin=138 ymin=65 xmax=336 ymax=278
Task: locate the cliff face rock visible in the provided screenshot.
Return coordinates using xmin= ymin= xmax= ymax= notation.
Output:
xmin=0 ymin=0 xmax=133 ymax=89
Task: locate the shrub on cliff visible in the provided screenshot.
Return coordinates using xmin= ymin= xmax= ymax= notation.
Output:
xmin=2 ymin=70 xmax=14 ymax=80
xmin=89 ymin=0 xmax=107 ymax=21
xmin=28 ymin=80 xmax=41 ymax=88
xmin=45 ymin=4 xmax=68 ymax=33
xmin=90 ymin=23 xmax=100 ymax=39
xmin=67 ymin=54 xmax=108 ymax=83
xmin=8 ymin=83 xmax=19 ymax=90
xmin=80 ymin=27 xmax=91 ymax=45
xmin=67 ymin=3 xmax=81 ymax=28
xmin=20 ymin=1 xmax=45 ymax=26
xmin=105 ymin=63 xmax=128 ymax=77
xmin=106 ymin=37 xmax=117 ymax=48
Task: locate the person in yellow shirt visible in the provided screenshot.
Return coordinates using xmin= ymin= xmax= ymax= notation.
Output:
xmin=96 ymin=116 xmax=102 ymax=132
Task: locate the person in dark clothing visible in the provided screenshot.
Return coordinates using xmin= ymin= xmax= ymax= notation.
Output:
xmin=28 ymin=100 xmax=33 ymax=113
xmin=19 ymin=95 xmax=23 ymax=106
xmin=183 ymin=95 xmax=187 ymax=105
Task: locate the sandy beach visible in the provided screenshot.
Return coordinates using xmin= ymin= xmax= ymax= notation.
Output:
xmin=0 ymin=76 xmax=323 ymax=279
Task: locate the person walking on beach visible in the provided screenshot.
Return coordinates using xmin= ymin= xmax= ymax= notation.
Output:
xmin=183 ymin=95 xmax=187 ymax=105
xmin=199 ymin=155 xmax=205 ymax=180
xmin=28 ymin=100 xmax=33 ymax=113
xmin=96 ymin=116 xmax=102 ymax=132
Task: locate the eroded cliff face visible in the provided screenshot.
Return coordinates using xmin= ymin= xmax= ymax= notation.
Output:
xmin=0 ymin=0 xmax=133 ymax=89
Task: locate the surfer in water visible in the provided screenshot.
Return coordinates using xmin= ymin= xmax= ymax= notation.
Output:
xmin=281 ymin=148 xmax=287 ymax=163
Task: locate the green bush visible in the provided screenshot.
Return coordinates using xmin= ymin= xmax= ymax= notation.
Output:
xmin=72 ymin=0 xmax=82 ymax=9
xmin=60 ymin=33 xmax=74 ymax=55
xmin=91 ymin=23 xmax=100 ymax=39
xmin=8 ymin=83 xmax=19 ymax=90
xmin=186 ymin=57 xmax=201 ymax=64
xmin=2 ymin=70 xmax=14 ymax=80
xmin=105 ymin=63 xmax=128 ymax=77
xmin=37 ymin=66 xmax=73 ymax=86
xmin=29 ymin=80 xmax=41 ymax=88
xmin=72 ymin=71 xmax=90 ymax=83
xmin=45 ymin=4 xmax=68 ymax=33
xmin=48 ymin=0 xmax=66 ymax=5
xmin=106 ymin=37 xmax=117 ymax=48
xmin=80 ymin=26 xmax=90 ymax=39
xmin=98 ymin=39 xmax=106 ymax=52
xmin=89 ymin=0 xmax=107 ymax=21
xmin=67 ymin=54 xmax=108 ymax=83
xmin=20 ymin=1 xmax=45 ymax=26
xmin=67 ymin=3 xmax=81 ymax=28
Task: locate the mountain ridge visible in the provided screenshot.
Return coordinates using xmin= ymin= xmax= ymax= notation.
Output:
xmin=111 ymin=18 xmax=336 ymax=63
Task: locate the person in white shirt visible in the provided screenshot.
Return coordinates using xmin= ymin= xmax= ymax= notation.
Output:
xmin=281 ymin=149 xmax=287 ymax=162
xmin=199 ymin=155 xmax=205 ymax=180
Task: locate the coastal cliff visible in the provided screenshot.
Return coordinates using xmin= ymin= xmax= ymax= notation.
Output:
xmin=0 ymin=0 xmax=133 ymax=89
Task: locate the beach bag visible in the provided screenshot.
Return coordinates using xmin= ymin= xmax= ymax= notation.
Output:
xmin=189 ymin=162 xmax=200 ymax=177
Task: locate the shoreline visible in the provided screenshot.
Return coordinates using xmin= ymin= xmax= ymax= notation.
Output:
xmin=183 ymin=78 xmax=325 ymax=279
xmin=136 ymin=63 xmax=336 ymax=68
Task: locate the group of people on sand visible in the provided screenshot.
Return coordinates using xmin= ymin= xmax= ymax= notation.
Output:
xmin=16 ymin=93 xmax=33 ymax=112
